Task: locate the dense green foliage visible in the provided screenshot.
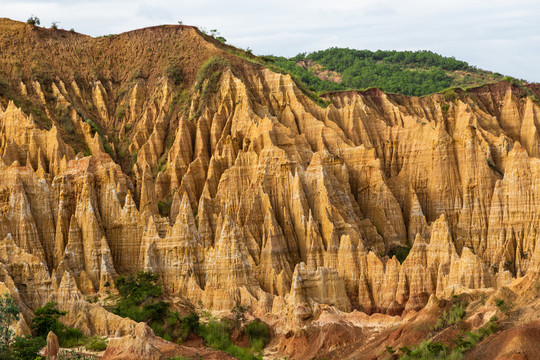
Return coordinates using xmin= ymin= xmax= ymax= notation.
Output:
xmin=31 ymin=301 xmax=67 ymax=337
xmin=112 ymin=271 xmax=170 ymax=323
xmin=0 ymin=295 xmax=52 ymax=360
xmin=0 ymin=293 xmax=20 ymax=349
xmin=245 ymin=320 xmax=270 ymax=351
xmin=266 ymin=48 xmax=506 ymax=96
xmin=84 ymin=336 xmax=108 ymax=351
xmin=0 ymin=294 xmax=98 ymax=360
xmin=199 ymin=319 xmax=262 ymax=360
xmin=31 ymin=302 xmax=85 ymax=348
xmin=9 ymin=335 xmax=46 ymax=360
xmin=112 ymin=271 xmax=201 ymax=342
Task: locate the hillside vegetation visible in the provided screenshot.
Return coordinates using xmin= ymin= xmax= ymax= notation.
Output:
xmin=267 ymin=48 xmax=509 ymax=96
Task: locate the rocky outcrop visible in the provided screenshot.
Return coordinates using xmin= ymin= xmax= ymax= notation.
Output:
xmin=0 ymin=18 xmax=540 ymax=358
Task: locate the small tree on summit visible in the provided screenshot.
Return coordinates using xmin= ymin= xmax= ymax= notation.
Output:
xmin=26 ymin=15 xmax=40 ymax=26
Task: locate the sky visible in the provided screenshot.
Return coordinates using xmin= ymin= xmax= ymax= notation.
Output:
xmin=1 ymin=0 xmax=539 ymax=82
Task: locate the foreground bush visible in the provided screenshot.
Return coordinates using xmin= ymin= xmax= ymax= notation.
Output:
xmin=85 ymin=336 xmax=108 ymax=351
xmin=31 ymin=302 xmax=84 ymax=347
xmin=245 ymin=320 xmax=270 ymax=351
xmin=199 ymin=319 xmax=262 ymax=360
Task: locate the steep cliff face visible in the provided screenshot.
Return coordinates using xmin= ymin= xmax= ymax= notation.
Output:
xmin=1 ymin=18 xmax=540 ymax=359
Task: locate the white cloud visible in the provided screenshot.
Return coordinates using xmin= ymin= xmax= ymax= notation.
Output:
xmin=0 ymin=0 xmax=539 ymax=81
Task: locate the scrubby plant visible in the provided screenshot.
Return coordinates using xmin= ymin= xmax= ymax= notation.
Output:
xmin=10 ymin=335 xmax=46 ymax=360
xmin=432 ymin=302 xmax=466 ymax=331
xmin=494 ymin=299 xmax=510 ymax=311
xmin=85 ymin=336 xmax=108 ymax=351
xmin=443 ymin=89 xmax=458 ymax=101
xmin=179 ymin=312 xmax=200 ymax=340
xmin=166 ymin=64 xmax=183 ymax=85
xmin=31 ymin=301 xmax=67 ymax=338
xmin=31 ymin=302 xmax=85 ymax=347
xmin=245 ymin=320 xmax=270 ymax=351
xmin=195 ymin=56 xmax=231 ymax=93
xmin=26 ymin=15 xmax=40 ymax=26
xmin=199 ymin=318 xmax=261 ymax=360
xmin=400 ymin=340 xmax=448 ymax=359
xmin=113 ymin=271 xmax=169 ymax=323
xmin=232 ymin=303 xmax=249 ymax=326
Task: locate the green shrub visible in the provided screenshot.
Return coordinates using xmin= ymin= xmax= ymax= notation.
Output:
xmin=503 ymin=76 xmax=522 ymax=86
xmin=85 ymin=337 xmax=108 ymax=351
xmin=179 ymin=312 xmax=200 ymax=339
xmin=26 ymin=16 xmax=40 ymax=26
xmin=232 ymin=303 xmax=249 ymax=326
xmin=10 ymin=335 xmax=46 ymax=360
xmin=199 ymin=319 xmax=260 ymax=360
xmin=166 ymin=311 xmax=180 ymax=326
xmin=432 ymin=302 xmax=466 ymax=331
xmin=494 ymin=299 xmax=509 ymax=311
xmin=245 ymin=320 xmax=270 ymax=351
xmin=166 ymin=64 xmax=184 ymax=85
xmin=0 ymin=293 xmax=20 ymax=348
xmin=113 ymin=271 xmax=170 ymax=323
xmin=442 ymin=104 xmax=450 ymax=113
xmin=115 ymin=271 xmax=162 ymax=305
xmin=31 ymin=301 xmax=67 ymax=338
xmin=400 ymin=340 xmax=448 ymax=359
xmin=195 ymin=56 xmax=231 ymax=93
xmin=443 ymin=89 xmax=458 ymax=101
xmin=158 ymin=199 xmax=173 ymax=217
xmin=60 ymin=328 xmax=85 ymax=348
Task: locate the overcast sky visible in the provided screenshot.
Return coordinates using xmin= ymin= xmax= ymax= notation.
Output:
xmin=2 ymin=0 xmax=539 ymax=82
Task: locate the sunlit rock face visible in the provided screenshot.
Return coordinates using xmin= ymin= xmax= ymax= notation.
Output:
xmin=1 ymin=17 xmax=540 ymax=342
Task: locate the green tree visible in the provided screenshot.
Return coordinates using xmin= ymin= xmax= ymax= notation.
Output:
xmin=31 ymin=301 xmax=66 ymax=338
xmin=0 ymin=293 xmax=20 ymax=349
xmin=11 ymin=335 xmax=46 ymax=360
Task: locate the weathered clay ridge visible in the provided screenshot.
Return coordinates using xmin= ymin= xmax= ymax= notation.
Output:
xmin=1 ymin=18 xmax=540 ymax=359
